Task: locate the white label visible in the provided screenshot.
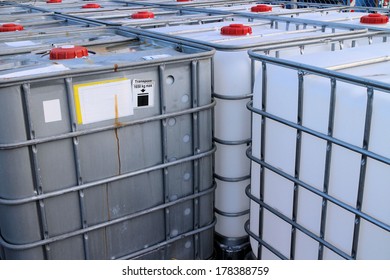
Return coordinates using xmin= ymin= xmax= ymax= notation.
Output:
xmin=43 ymin=99 xmax=62 ymax=123
xmin=74 ymin=79 xmax=133 ymax=125
xmin=5 ymin=40 xmax=38 ymax=47
xmin=132 ymin=79 xmax=155 ymax=108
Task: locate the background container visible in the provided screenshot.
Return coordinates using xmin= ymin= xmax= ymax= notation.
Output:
xmin=18 ymin=0 xmax=144 ymax=13
xmin=0 ymin=26 xmax=215 ymax=260
xmin=248 ymin=41 xmax=390 ymax=260
xmin=0 ymin=24 xmax=122 ymax=56
xmin=0 ymin=13 xmax=103 ymax=39
xmin=0 ymin=1 xmax=47 ymax=15
xmin=64 ymin=7 xmax=230 ymax=27
xmin=143 ymin=19 xmax=369 ymax=258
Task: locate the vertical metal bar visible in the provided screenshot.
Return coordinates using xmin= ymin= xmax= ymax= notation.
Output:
xmin=249 ymin=57 xmax=256 ymax=259
xmin=351 ymin=87 xmax=374 ymax=259
xmin=191 ymin=60 xmax=200 ymax=259
xmin=158 ymin=65 xmax=170 ymax=259
xmin=257 ymin=61 xmax=268 ymax=260
xmin=65 ymin=78 xmax=89 ymax=259
xmin=318 ymin=78 xmax=337 ymax=260
xmin=250 ymin=59 xmax=256 ymax=97
xmin=21 ymin=83 xmax=50 ymax=259
xmin=290 ymin=71 xmax=305 ymax=260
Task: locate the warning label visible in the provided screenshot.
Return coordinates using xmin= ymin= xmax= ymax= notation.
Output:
xmin=132 ymin=79 xmax=155 ymax=108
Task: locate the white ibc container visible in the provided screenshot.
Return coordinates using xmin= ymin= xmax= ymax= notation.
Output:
xmin=0 ymin=13 xmax=103 ymax=39
xmin=201 ymin=3 xmax=319 ymax=16
xmin=0 ymin=26 xmax=142 ymax=56
xmin=0 ymin=2 xmax=46 ymax=15
xmin=120 ymin=0 xmax=256 ymax=7
xmin=26 ymin=0 xmax=145 ymax=14
xmin=65 ymin=7 xmax=223 ymax=27
xmin=150 ymin=20 xmax=369 ymax=250
xmin=286 ymin=10 xmax=390 ymax=31
xmin=249 ymin=43 xmax=390 ymax=260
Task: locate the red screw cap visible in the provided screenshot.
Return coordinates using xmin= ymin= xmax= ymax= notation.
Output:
xmin=251 ymin=4 xmax=273 ymax=13
xmin=360 ymin=13 xmax=389 ymax=24
xmin=46 ymin=0 xmax=62 ymax=3
xmin=50 ymin=46 xmax=89 ymax=60
xmin=221 ymin=24 xmax=252 ymax=36
xmin=0 ymin=23 xmax=24 ymax=32
xmin=131 ymin=11 xmax=155 ymax=19
xmin=82 ymin=3 xmax=101 ymax=9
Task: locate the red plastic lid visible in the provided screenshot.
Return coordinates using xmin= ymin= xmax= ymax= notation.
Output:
xmin=177 ymin=0 xmax=191 ymax=2
xmin=50 ymin=45 xmax=89 ymax=60
xmin=0 ymin=23 xmax=24 ymax=32
xmin=46 ymin=0 xmax=62 ymax=3
xmin=82 ymin=3 xmax=101 ymax=9
xmin=360 ymin=13 xmax=389 ymax=24
xmin=131 ymin=11 xmax=155 ymax=19
xmin=251 ymin=4 xmax=273 ymax=13
xmin=221 ymin=24 xmax=252 ymax=36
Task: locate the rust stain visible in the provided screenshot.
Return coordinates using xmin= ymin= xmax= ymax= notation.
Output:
xmin=114 ymin=94 xmax=119 ymax=123
xmin=114 ymin=95 xmax=122 ymax=175
xmin=114 ymin=94 xmax=123 ymax=127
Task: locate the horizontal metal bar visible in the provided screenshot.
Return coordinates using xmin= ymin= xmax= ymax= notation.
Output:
xmin=0 ymin=100 xmax=215 ymax=150
xmin=214 ymin=173 xmax=251 ymax=183
xmin=213 ymin=136 xmax=251 ymax=146
xmin=0 ymin=183 xmax=216 ymax=251
xmin=214 ymin=208 xmax=249 ymax=218
xmin=326 ymin=56 xmax=390 ymax=71
xmin=213 ymin=92 xmax=253 ymax=101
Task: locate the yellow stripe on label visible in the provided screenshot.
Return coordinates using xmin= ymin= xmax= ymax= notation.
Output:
xmin=73 ymin=78 xmax=129 ymax=125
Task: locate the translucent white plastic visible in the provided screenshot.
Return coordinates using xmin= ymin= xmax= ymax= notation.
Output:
xmin=250 ymin=43 xmax=390 ymax=259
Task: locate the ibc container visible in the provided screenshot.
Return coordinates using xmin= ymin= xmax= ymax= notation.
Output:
xmin=0 ymin=13 xmax=103 ymax=39
xmin=0 ymin=2 xmax=47 ymax=15
xmin=283 ymin=10 xmax=390 ymax=31
xmin=65 ymin=7 xmax=227 ymax=27
xmin=0 ymin=26 xmax=215 ymax=260
xmin=145 ymin=20 xmax=368 ymax=258
xmin=247 ymin=42 xmax=390 ymax=260
xmin=114 ymin=0 xmax=261 ymax=8
xmin=23 ymin=0 xmax=148 ymax=14
xmin=191 ymin=2 xmax=320 ymax=17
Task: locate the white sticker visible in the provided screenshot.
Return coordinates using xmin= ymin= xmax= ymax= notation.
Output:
xmin=132 ymin=79 xmax=155 ymax=108
xmin=5 ymin=41 xmax=38 ymax=47
xmin=43 ymin=99 xmax=62 ymax=123
xmin=74 ymin=78 xmax=133 ymax=125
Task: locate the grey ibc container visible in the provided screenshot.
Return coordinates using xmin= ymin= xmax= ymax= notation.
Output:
xmin=0 ymin=27 xmax=215 ymax=260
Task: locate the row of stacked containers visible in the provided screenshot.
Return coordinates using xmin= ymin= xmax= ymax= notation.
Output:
xmin=0 ymin=0 xmax=389 ymax=260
